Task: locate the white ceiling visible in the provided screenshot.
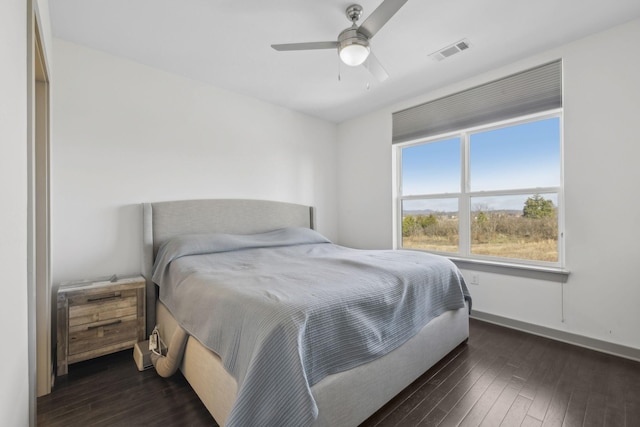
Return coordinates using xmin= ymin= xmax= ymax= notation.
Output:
xmin=50 ymin=0 xmax=640 ymax=123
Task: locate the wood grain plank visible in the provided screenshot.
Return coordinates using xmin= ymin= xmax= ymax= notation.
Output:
xmin=625 ymin=402 xmax=640 ymax=427
xmin=458 ymin=363 xmax=518 ymax=427
xmin=520 ymin=414 xmax=543 ymax=427
xmin=603 ymin=355 xmax=629 ymax=427
xmin=397 ymin=350 xmax=484 ymax=425
xmin=583 ymin=390 xmax=607 ymax=427
xmin=562 ymin=388 xmax=589 ymax=427
xmin=500 ymin=394 xmax=533 ymax=426
xmin=437 ymin=356 xmax=510 ymax=427
xmin=526 ymin=341 xmax=569 ymax=421
xmin=478 ymin=383 xmax=522 ymax=427
xmin=69 ymin=304 xmax=137 ymax=327
xmin=420 ymin=352 xmax=500 ymax=426
xmin=459 ymin=331 xmax=551 ymax=427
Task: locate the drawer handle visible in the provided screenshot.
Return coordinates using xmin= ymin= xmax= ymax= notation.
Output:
xmin=87 ymin=292 xmax=121 ymax=302
xmin=87 ymin=319 xmax=122 ymax=330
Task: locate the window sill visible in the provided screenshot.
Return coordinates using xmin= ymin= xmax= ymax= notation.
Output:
xmin=448 ymin=257 xmax=570 ymax=283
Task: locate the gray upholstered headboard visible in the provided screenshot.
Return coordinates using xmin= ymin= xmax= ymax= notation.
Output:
xmin=141 ymin=199 xmax=315 ymax=334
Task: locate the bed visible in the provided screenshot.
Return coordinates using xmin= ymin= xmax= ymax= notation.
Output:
xmin=141 ymin=199 xmax=470 ymax=427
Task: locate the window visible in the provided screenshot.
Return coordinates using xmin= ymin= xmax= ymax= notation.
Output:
xmin=393 ymin=61 xmax=563 ymax=268
xmin=397 ymin=114 xmax=563 ymax=266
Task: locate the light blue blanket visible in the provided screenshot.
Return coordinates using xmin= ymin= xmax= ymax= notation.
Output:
xmin=152 ymin=227 xmax=470 ymax=427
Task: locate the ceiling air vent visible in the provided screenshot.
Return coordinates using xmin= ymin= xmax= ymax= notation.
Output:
xmin=429 ymin=39 xmax=471 ymax=61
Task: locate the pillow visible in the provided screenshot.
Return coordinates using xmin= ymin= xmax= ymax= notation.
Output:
xmin=152 ymin=227 xmax=331 ymax=285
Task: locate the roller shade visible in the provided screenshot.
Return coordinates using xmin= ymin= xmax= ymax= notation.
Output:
xmin=392 ymin=60 xmax=562 ymax=144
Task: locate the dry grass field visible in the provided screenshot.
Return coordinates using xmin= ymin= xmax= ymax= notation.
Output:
xmin=471 ymin=239 xmax=557 ymax=261
xmin=402 ymin=214 xmax=558 ymax=262
xmin=403 ymin=235 xmax=558 ymax=262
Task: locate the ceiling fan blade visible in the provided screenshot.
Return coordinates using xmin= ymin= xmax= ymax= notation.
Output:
xmin=364 ymin=52 xmax=389 ymax=82
xmin=358 ymin=0 xmax=408 ymax=39
xmin=271 ymin=41 xmax=338 ymax=51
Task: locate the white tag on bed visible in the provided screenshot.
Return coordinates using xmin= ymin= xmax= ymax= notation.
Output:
xmin=149 ymin=333 xmax=158 ymax=352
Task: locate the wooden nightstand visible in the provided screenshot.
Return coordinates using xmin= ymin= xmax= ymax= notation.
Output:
xmin=57 ymin=275 xmax=146 ymax=376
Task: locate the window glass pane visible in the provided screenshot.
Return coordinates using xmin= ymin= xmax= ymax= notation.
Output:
xmin=402 ymin=199 xmax=459 ymax=253
xmin=470 ymin=118 xmax=560 ymax=192
xmin=401 ymin=137 xmax=460 ymax=195
xmin=471 ymin=193 xmax=558 ymax=262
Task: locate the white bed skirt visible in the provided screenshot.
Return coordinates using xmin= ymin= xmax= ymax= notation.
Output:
xmin=156 ymin=301 xmax=469 ymax=427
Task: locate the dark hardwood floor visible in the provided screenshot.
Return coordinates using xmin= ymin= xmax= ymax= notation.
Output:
xmin=38 ymin=319 xmax=640 ymax=426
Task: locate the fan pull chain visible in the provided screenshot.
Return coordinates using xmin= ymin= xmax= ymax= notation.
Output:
xmin=337 ymin=55 xmax=342 ymax=81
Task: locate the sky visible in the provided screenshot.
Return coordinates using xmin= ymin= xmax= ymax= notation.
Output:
xmin=401 ymin=117 xmax=560 ymax=212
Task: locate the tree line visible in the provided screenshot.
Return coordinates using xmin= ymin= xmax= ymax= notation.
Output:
xmin=403 ymin=194 xmax=557 ymax=242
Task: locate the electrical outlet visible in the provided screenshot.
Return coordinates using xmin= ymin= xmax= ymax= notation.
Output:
xmin=469 ymin=274 xmax=480 ymax=285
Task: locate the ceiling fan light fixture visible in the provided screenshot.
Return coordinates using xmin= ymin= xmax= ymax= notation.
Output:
xmin=271 ymin=1 xmax=407 ymax=79
xmin=338 ymin=27 xmax=370 ymax=66
xmin=340 ymin=43 xmax=370 ymax=66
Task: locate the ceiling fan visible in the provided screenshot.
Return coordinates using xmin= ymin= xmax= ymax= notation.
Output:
xmin=271 ymin=0 xmax=409 ymax=82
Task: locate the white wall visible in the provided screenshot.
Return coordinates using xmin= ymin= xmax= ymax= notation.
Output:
xmin=337 ymin=19 xmax=640 ymax=351
xmin=0 ymin=1 xmax=29 ymax=423
xmin=51 ymin=40 xmax=338 ymax=285
xmin=337 ymin=109 xmax=395 ymax=249
xmin=1 ymin=0 xmax=52 ymax=424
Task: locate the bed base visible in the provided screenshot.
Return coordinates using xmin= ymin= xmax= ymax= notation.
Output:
xmin=157 ymin=301 xmax=469 ymax=426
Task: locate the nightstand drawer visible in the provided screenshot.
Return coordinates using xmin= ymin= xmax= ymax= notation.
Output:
xmin=69 ymin=317 xmax=139 ymax=357
xmin=68 ymin=289 xmax=138 ymax=326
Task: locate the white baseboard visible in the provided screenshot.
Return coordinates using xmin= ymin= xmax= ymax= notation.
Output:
xmin=470 ymin=310 xmax=640 ymax=363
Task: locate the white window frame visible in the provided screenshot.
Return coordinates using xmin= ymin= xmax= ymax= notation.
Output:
xmin=395 ymin=109 xmax=565 ymax=270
